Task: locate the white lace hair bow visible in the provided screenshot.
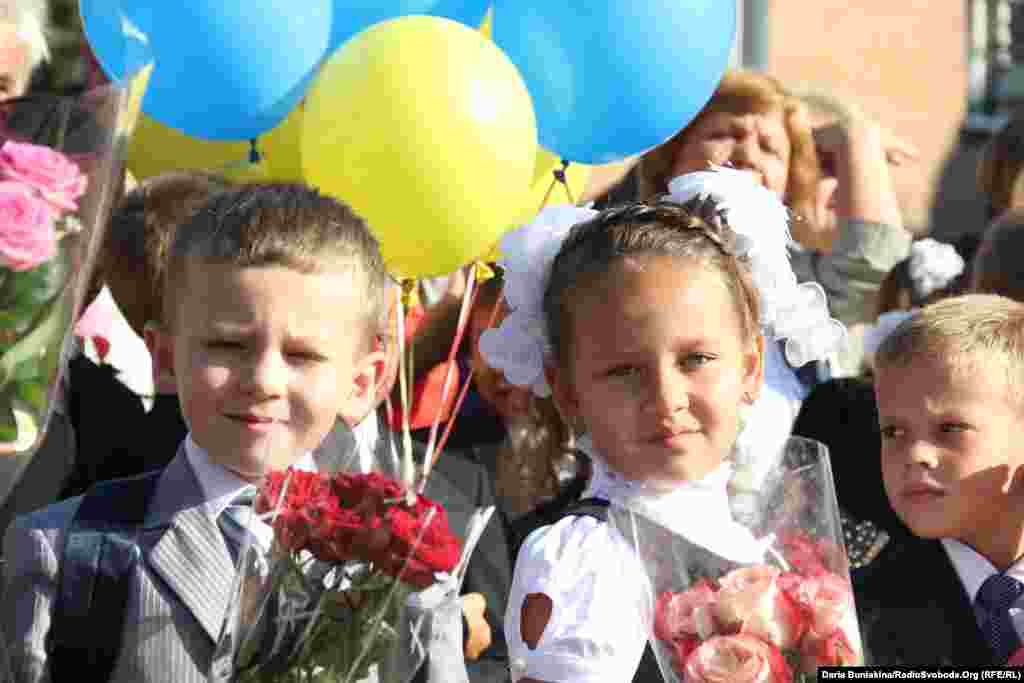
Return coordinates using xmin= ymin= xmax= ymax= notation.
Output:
xmin=907 ymin=238 xmax=964 ymax=302
xmin=667 ymin=168 xmax=846 ymax=368
xmin=479 ymin=168 xmax=847 ymax=398
xmin=478 ymin=205 xmax=598 ymax=397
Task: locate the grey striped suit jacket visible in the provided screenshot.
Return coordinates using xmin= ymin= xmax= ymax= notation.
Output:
xmin=2 ymin=447 xmax=234 ymax=682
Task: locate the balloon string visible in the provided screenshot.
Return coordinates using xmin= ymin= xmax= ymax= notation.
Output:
xmin=556 ymin=159 xmax=577 ymax=205
xmin=396 ymin=281 xmax=416 ymax=501
xmin=418 ymin=264 xmax=480 ymax=493
xmin=432 ymin=269 xmax=505 ymax=467
xmin=538 ymin=175 xmax=559 ymax=214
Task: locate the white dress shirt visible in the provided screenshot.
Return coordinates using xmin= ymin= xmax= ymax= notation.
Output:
xmin=184 ymin=434 xmax=317 ymax=551
xmin=942 ymin=538 xmax=1024 ymax=639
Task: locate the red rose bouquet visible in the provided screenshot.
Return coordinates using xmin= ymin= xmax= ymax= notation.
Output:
xmin=217 ymin=467 xmax=463 ymax=683
xmin=611 ymin=437 xmax=864 ymax=683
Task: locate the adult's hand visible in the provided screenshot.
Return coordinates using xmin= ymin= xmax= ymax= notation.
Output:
xmin=812 ymin=118 xmax=906 ymax=230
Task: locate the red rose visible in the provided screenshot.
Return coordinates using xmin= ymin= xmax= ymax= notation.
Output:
xmin=684 ymin=634 xmax=793 ymax=683
xmin=255 ymin=469 xmax=460 ymax=589
xmin=384 ymin=498 xmax=460 ymax=584
xmin=1007 ymin=646 xmax=1024 ymax=666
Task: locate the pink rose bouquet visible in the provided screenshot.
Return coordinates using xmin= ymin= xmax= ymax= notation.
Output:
xmin=0 ymin=70 xmax=148 ymax=478
xmin=612 ymin=437 xmax=864 ymax=682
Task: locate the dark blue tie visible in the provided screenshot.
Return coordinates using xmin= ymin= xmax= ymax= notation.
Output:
xmin=975 ymin=572 xmax=1024 ymax=664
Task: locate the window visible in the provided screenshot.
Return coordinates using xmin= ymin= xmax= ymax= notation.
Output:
xmin=966 ymin=0 xmax=1020 ymax=132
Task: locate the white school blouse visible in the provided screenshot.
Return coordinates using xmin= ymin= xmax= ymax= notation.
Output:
xmin=505 ymin=442 xmax=764 ymax=682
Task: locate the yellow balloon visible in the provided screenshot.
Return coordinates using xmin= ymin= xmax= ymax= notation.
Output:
xmin=511 ymin=148 xmax=592 ymax=226
xmin=302 ymin=16 xmax=537 ymax=279
xmin=220 ymin=159 xmax=271 ymax=184
xmin=260 ymin=102 xmax=305 ymax=182
xmin=128 ymin=115 xmax=251 ymax=180
xmin=480 ymin=7 xmax=492 ymax=38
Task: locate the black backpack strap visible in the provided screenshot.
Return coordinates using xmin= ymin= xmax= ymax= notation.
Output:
xmin=555 ymin=497 xmax=610 ymax=523
xmin=47 ymin=470 xmax=163 ymax=683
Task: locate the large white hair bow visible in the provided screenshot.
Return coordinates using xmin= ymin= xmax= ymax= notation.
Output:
xmin=667 ymin=168 xmax=846 ymax=367
xmin=478 ymin=205 xmax=598 ymax=397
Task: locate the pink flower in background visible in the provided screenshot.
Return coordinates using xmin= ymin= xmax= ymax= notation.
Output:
xmin=0 ymin=182 xmax=57 ymax=271
xmin=684 ymin=634 xmax=793 ymax=683
xmin=0 ymin=141 xmax=87 ymax=214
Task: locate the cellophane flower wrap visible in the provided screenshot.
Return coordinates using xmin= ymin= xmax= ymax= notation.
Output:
xmin=0 ymin=65 xmax=151 ymax=506
xmin=609 ymin=437 xmax=864 ymax=683
xmin=211 ymin=421 xmax=488 ymax=683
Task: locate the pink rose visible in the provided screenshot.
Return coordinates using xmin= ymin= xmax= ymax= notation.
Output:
xmin=684 ymin=634 xmax=793 ymax=683
xmin=1007 ymin=646 xmax=1024 ymax=667
xmin=802 ymin=628 xmax=858 ymax=670
xmin=0 ymin=181 xmax=57 ymax=271
xmin=0 ymin=141 xmax=87 ymax=214
xmin=714 ymin=565 xmax=807 ymax=649
xmin=655 ymin=581 xmax=719 ymax=642
xmin=785 ymin=572 xmax=862 ymax=667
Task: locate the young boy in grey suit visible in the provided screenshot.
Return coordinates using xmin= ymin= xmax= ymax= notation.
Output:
xmin=1 ymin=183 xmax=391 ymax=682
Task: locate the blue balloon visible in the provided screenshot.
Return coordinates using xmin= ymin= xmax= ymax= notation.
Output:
xmin=492 ymin=1 xmax=736 ymax=164
xmin=81 ymin=0 xmax=331 ymax=140
xmin=329 ymin=1 xmax=491 ymax=51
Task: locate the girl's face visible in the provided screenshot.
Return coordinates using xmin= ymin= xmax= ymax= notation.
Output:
xmin=669 ymin=109 xmax=791 ymax=197
xmin=550 ymin=256 xmax=763 ymax=483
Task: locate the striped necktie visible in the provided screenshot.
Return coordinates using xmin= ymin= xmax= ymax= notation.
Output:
xmin=218 ymin=486 xmax=269 ymax=562
xmin=975 ymin=572 xmax=1024 ymax=664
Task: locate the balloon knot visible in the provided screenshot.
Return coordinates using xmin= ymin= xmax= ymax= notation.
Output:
xmin=553 ymin=159 xmax=570 ymax=184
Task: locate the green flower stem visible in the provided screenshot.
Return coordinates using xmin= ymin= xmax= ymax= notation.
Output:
xmin=0 ymin=292 xmax=68 ymax=390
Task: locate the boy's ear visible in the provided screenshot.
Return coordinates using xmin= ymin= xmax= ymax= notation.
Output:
xmin=143 ymin=321 xmax=177 ymax=394
xmin=339 ymin=349 xmax=388 ymax=427
xmin=546 ymin=362 xmax=579 ymax=429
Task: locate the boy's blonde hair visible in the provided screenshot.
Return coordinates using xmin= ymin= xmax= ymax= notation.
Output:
xmin=164 ymin=183 xmax=392 ymax=349
xmin=875 ymin=294 xmax=1024 ymax=402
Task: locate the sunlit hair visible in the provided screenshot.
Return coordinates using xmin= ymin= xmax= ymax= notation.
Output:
xmin=164 ymin=183 xmax=392 ymax=348
xmin=474 ymin=270 xmax=575 ymax=513
xmin=973 ymin=209 xmax=1024 ymax=304
xmin=102 ymin=171 xmax=229 ymax=337
xmin=0 ymin=0 xmax=49 ymax=71
xmin=543 ymin=198 xmax=761 ymax=366
xmin=978 ymin=116 xmax=1024 ymax=218
xmin=874 ymin=294 xmax=1024 ymax=403
xmin=634 ymin=69 xmax=820 ymax=216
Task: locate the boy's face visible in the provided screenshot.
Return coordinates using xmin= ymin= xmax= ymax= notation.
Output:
xmin=156 ymin=260 xmax=382 ymax=481
xmin=876 ymin=356 xmax=1024 ymax=548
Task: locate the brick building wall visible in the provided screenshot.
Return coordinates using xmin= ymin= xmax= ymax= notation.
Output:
xmin=767 ymin=0 xmax=978 ymax=237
